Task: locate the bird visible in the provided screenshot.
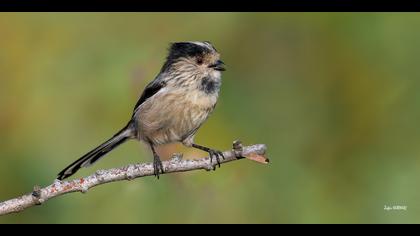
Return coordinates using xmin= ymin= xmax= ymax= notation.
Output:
xmin=57 ymin=41 xmax=226 ymax=180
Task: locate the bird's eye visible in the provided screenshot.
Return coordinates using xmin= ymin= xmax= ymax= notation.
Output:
xmin=196 ymin=57 xmax=203 ymax=65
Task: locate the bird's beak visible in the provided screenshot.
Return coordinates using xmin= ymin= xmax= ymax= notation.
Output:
xmin=209 ymin=60 xmax=226 ymax=71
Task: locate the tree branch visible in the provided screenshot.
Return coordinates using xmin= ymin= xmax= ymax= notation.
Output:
xmin=0 ymin=141 xmax=268 ymax=216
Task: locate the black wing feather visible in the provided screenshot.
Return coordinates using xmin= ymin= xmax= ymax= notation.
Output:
xmin=133 ymin=80 xmax=166 ymax=111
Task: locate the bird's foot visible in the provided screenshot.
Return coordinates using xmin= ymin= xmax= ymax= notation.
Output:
xmin=207 ymin=149 xmax=225 ymax=170
xmin=153 ymin=155 xmax=164 ymax=179
xmin=191 ymin=143 xmax=225 ymax=170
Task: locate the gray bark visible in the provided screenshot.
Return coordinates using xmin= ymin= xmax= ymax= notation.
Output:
xmin=0 ymin=141 xmax=268 ymax=216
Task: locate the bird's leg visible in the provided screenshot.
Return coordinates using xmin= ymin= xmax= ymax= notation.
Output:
xmin=191 ymin=143 xmax=224 ymax=169
xmin=150 ymin=144 xmax=164 ymax=179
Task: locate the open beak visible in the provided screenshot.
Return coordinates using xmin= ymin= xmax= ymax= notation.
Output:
xmin=209 ymin=60 xmax=226 ymax=71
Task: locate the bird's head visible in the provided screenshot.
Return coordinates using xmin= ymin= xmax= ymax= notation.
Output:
xmin=161 ymin=41 xmax=225 ymax=74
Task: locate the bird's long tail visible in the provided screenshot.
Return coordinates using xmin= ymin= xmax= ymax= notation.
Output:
xmin=57 ymin=123 xmax=135 ymax=180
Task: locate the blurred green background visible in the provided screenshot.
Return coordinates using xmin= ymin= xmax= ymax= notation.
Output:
xmin=0 ymin=13 xmax=419 ymax=223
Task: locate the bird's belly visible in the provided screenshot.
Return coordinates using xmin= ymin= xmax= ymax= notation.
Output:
xmin=135 ymin=90 xmax=217 ymax=145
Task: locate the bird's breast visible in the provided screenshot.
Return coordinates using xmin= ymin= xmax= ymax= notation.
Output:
xmin=135 ymin=86 xmax=218 ymax=145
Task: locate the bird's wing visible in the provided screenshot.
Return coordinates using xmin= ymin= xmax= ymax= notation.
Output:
xmin=133 ymin=78 xmax=166 ymax=113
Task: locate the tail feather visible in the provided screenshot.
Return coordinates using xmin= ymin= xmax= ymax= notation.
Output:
xmin=57 ymin=124 xmax=134 ymax=180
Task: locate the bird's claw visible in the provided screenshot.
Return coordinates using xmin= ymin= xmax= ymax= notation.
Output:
xmin=153 ymin=156 xmax=164 ymax=179
xmin=208 ymin=149 xmax=225 ymax=170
